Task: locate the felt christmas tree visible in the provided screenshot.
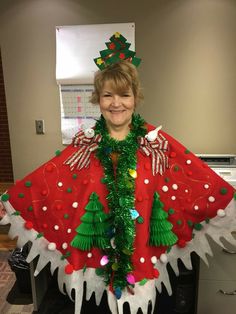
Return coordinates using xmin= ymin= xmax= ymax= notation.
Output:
xmin=71 ymin=192 xmax=110 ymax=251
xmin=94 ymin=32 xmax=141 ymax=70
xmin=149 ymin=192 xmax=178 ymax=246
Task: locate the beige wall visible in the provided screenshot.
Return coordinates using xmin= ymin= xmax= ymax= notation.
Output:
xmin=0 ymin=0 xmax=235 ymax=180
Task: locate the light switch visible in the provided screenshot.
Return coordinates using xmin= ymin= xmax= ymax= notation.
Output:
xmin=35 ymin=120 xmax=45 ymax=134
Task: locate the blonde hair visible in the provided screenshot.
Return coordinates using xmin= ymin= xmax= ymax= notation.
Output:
xmin=90 ymin=60 xmax=143 ymax=105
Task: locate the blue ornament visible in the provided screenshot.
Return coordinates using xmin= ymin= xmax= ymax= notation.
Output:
xmin=114 ymin=287 xmax=122 ymax=299
xmin=130 ymin=209 xmax=139 ymax=220
xmin=104 ymin=147 xmax=112 ymax=154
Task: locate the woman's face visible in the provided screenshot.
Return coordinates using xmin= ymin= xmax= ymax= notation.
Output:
xmin=99 ymin=81 xmax=135 ymax=131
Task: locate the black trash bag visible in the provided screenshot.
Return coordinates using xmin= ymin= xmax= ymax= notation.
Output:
xmin=8 ymin=244 xmax=32 ymax=293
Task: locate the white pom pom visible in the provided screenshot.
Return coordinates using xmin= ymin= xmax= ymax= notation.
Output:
xmin=62 ymin=242 xmax=68 ymax=250
xmin=72 ymin=202 xmax=78 ymax=209
xmin=54 ymin=225 xmax=59 ymax=230
xmin=172 ymin=184 xmax=178 ymax=190
xmin=208 ymin=196 xmax=215 ymax=203
xmin=160 ymin=253 xmax=168 ymax=264
xmin=48 ymin=242 xmax=57 ymax=251
xmin=84 ymin=128 xmax=95 ymax=138
xmin=87 ymin=252 xmax=92 ymax=258
xmin=162 ymin=185 xmax=169 ymax=192
xmin=217 ymin=209 xmax=226 ymax=217
xmin=140 ymin=257 xmax=145 ymax=263
xmin=151 ymin=256 xmax=157 ymax=264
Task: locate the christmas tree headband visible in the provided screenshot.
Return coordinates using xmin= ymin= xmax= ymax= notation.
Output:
xmin=94 ymin=32 xmax=141 ymax=70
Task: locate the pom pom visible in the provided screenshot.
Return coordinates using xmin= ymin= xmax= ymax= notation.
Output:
xmin=160 ymin=253 xmax=168 ymax=263
xmin=151 ymin=256 xmax=157 ymax=264
xmin=72 ymin=202 xmax=78 ymax=208
xmin=153 ymin=268 xmax=159 ymax=278
xmin=177 ymin=239 xmax=186 ymax=248
xmin=65 ymin=264 xmax=74 ymax=275
xmin=217 ymin=209 xmax=226 ymax=217
xmin=48 ymin=242 xmax=57 ymax=251
xmin=25 ymin=221 xmax=33 ymax=230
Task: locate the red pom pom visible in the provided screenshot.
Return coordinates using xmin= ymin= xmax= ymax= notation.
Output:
xmin=177 ymin=239 xmax=186 ymax=248
xmin=170 ymin=152 xmax=177 ymax=158
xmin=65 ymin=264 xmax=74 ymax=275
xmin=153 ymin=268 xmax=159 ymax=278
xmin=42 ymin=223 xmax=48 ymax=229
xmin=45 ymin=164 xmax=53 ymax=172
xmin=187 ymin=171 xmax=193 ymax=176
xmin=25 ymin=221 xmax=33 ymax=230
xmin=56 ymin=204 xmax=63 ymax=210
xmin=41 ymin=189 xmax=47 ymax=196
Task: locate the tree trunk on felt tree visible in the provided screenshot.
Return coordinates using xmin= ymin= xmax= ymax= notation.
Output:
xmin=71 ymin=192 xmax=110 ymax=251
xmin=149 ymin=192 xmax=178 ymax=246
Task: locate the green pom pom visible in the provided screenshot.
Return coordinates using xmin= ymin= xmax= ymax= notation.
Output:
xmin=174 ymin=165 xmax=179 ymax=172
xmin=55 ymin=150 xmax=61 ymax=156
xmin=67 ymin=188 xmax=72 ymax=193
xmin=64 ymin=213 xmax=69 ymax=219
xmin=205 ymin=218 xmax=210 ymax=224
xmin=220 ymin=187 xmax=228 ymax=195
xmin=187 ymin=220 xmax=193 ymax=227
xmin=72 ymin=173 xmax=77 ymax=179
xmin=36 ymin=232 xmax=44 ymax=239
xmin=139 ymin=278 xmax=148 ymax=286
xmin=12 ymin=211 xmax=21 ymax=216
xmin=185 ymin=149 xmax=190 ymax=154
xmin=194 ymin=223 xmax=203 ymax=231
xmin=18 ymin=193 xmax=24 ymax=198
xmin=177 ymin=219 xmax=182 ymax=226
xmin=137 ymin=216 xmax=144 ymax=224
xmin=28 ymin=206 xmax=33 ymax=211
xmin=1 ymin=193 xmax=10 ymax=201
xmin=168 ymin=208 xmax=175 ymax=215
xmin=165 ymin=177 xmax=170 ymax=183
xmin=25 ymin=181 xmax=32 ymax=187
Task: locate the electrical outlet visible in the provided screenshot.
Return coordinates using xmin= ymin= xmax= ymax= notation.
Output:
xmin=35 ymin=120 xmax=45 ymax=134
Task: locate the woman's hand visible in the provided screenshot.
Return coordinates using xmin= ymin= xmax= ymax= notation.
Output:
xmin=0 ymin=202 xmax=6 ymax=220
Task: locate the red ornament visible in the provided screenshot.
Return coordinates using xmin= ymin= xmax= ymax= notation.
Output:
xmin=65 ymin=264 xmax=74 ymax=275
xmin=153 ymin=268 xmax=159 ymax=278
xmin=25 ymin=221 xmax=33 ymax=230
xmin=109 ymin=43 xmax=116 ymax=50
xmin=170 ymin=152 xmax=177 ymax=158
xmin=119 ymin=53 xmax=125 ymax=59
xmin=177 ymin=239 xmax=186 ymax=248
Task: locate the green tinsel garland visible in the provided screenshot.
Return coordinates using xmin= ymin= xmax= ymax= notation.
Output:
xmin=95 ymin=114 xmax=147 ymax=290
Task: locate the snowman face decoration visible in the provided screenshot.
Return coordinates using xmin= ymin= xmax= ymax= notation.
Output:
xmin=84 ymin=128 xmax=95 ymax=139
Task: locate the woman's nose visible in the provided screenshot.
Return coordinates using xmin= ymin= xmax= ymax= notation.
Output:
xmin=112 ymin=95 xmax=121 ymax=106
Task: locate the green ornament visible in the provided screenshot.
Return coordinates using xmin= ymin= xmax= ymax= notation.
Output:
xmin=71 ymin=192 xmax=110 ymax=251
xmin=112 ymin=263 xmax=119 ymax=271
xmin=149 ymin=192 xmax=178 ymax=246
xmin=25 ymin=181 xmax=32 ymax=187
xmin=1 ymin=193 xmax=10 ymax=202
xmin=220 ymin=187 xmax=228 ymax=195
xmin=122 ymin=248 xmax=132 ymax=255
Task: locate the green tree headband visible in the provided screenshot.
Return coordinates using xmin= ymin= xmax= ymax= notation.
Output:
xmin=94 ymin=32 xmax=141 ymax=70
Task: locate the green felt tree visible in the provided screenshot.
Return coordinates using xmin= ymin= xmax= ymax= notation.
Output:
xmin=94 ymin=32 xmax=141 ymax=70
xmin=149 ymin=192 xmax=178 ymax=246
xmin=71 ymin=192 xmax=110 ymax=251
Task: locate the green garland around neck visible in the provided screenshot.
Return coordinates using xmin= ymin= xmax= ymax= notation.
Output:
xmin=95 ymin=114 xmax=147 ymax=293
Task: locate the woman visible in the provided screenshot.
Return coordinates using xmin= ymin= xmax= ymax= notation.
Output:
xmin=1 ymin=33 xmax=236 ymax=314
